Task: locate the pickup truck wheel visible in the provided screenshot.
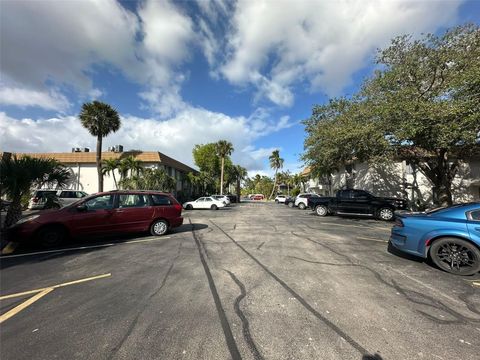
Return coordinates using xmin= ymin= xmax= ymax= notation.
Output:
xmin=298 ymin=203 xmax=306 ymax=210
xmin=378 ymin=207 xmax=394 ymax=221
xmin=315 ymin=205 xmax=328 ymax=216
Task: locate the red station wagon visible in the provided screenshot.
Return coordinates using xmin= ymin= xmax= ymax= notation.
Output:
xmin=8 ymin=190 xmax=183 ymax=247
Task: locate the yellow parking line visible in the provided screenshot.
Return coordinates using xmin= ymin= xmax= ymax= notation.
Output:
xmin=0 ymin=273 xmax=111 ymax=324
xmin=0 ymin=273 xmax=111 ymax=300
xmin=0 ymin=288 xmax=53 ymax=324
xmin=1 ymin=242 xmax=19 ymax=255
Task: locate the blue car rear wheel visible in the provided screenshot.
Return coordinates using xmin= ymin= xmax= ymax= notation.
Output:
xmin=430 ymin=237 xmax=480 ymax=276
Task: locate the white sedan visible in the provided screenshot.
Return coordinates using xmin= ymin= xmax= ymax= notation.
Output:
xmin=211 ymin=195 xmax=231 ymax=205
xmin=183 ymin=197 xmax=226 ymax=210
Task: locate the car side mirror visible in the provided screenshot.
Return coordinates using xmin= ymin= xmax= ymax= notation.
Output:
xmin=76 ymin=204 xmax=88 ymax=212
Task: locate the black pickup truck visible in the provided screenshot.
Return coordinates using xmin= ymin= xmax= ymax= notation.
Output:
xmin=307 ymin=189 xmax=408 ymax=221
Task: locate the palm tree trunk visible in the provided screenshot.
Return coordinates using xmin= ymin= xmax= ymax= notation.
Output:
xmin=96 ymin=135 xmax=103 ymax=192
xmin=112 ymin=172 xmax=118 ymax=190
xmin=4 ymin=193 xmax=22 ymax=228
xmin=220 ymin=157 xmax=225 ymax=195
xmin=269 ymin=170 xmax=278 ymax=200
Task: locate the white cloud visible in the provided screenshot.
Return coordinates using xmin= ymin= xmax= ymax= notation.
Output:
xmin=0 ymin=0 xmax=195 ymax=111
xmin=220 ymin=0 xmax=462 ymax=103
xmin=88 ymin=88 xmax=103 ymax=100
xmin=0 ymin=0 xmax=140 ymax=92
xmin=0 ymin=85 xmax=70 ymax=111
xmin=0 ymin=106 xmax=294 ymax=172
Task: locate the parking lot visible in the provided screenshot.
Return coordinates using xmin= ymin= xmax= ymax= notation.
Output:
xmin=1 ymin=202 xmax=479 ymax=360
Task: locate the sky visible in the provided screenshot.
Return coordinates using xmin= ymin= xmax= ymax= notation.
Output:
xmin=1 ymin=0 xmax=479 ymax=177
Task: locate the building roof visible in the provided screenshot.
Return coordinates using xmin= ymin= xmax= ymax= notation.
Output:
xmin=300 ymin=167 xmax=311 ymax=176
xmin=3 ymin=151 xmax=198 ymax=173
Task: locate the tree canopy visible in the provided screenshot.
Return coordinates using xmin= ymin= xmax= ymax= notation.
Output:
xmin=303 ymin=24 xmax=480 ymax=206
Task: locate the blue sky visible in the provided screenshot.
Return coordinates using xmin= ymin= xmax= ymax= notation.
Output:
xmin=1 ymin=0 xmax=479 ymax=176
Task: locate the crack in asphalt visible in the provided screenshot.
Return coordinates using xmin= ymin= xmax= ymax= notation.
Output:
xmin=256 ymin=241 xmax=265 ymax=251
xmin=108 ymin=242 xmax=182 ymax=358
xmin=225 ymin=270 xmax=264 ymax=360
xmin=210 ymin=220 xmax=371 ymax=356
xmin=290 ymin=231 xmax=480 ymax=325
xmin=288 ymin=255 xmax=355 ymax=267
xmin=189 ymin=219 xmax=241 ymax=360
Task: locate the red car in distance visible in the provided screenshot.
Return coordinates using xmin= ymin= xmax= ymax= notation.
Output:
xmin=8 ymin=191 xmax=183 ymax=247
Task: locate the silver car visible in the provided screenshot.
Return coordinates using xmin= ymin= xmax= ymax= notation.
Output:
xmin=28 ymin=190 xmax=88 ymax=209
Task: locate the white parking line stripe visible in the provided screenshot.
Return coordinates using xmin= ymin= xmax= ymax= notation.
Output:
xmin=0 ymin=237 xmax=171 ymax=259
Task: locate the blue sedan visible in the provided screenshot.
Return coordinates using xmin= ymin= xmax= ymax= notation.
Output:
xmin=389 ymin=203 xmax=480 ymax=275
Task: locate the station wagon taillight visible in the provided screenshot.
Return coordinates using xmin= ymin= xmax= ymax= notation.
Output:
xmin=173 ymin=203 xmax=182 ymax=211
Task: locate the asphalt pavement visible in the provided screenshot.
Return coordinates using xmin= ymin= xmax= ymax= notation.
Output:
xmin=1 ymin=202 xmax=479 ymax=360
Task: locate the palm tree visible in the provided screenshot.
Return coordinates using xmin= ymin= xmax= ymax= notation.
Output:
xmin=268 ymin=150 xmax=284 ymax=200
xmin=232 ymin=165 xmax=248 ymax=203
xmin=101 ymin=158 xmax=120 ymax=189
xmin=79 ymin=101 xmax=121 ymax=192
xmin=215 ymin=140 xmax=234 ymax=195
xmin=0 ymin=156 xmax=70 ymax=227
xmin=122 ymin=156 xmax=143 ymax=177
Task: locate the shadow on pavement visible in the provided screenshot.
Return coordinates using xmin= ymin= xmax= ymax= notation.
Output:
xmin=0 ymin=223 xmax=208 ymax=270
xmin=363 ymin=354 xmax=383 ymax=360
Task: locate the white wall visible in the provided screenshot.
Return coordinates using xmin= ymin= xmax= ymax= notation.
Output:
xmin=308 ymin=159 xmax=480 ymax=207
xmin=64 ymin=162 xmax=189 ymax=195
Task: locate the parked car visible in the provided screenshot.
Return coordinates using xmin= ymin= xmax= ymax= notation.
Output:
xmin=389 ymin=203 xmax=480 ymax=275
xmin=285 ymin=196 xmax=296 ymax=208
xmin=183 ymin=196 xmax=226 ymax=210
xmin=252 ymin=194 xmax=265 ymax=201
xmin=274 ymin=195 xmax=288 ymax=203
xmin=226 ymin=194 xmax=238 ymax=203
xmin=308 ymin=189 xmax=408 ymax=221
xmin=8 ymin=191 xmax=183 ymax=247
xmin=28 ymin=189 xmax=88 ymax=210
xmin=295 ymin=193 xmax=321 ymax=209
xmin=211 ymin=195 xmax=231 ymax=205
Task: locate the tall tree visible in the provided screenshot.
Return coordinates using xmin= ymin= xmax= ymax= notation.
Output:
xmin=215 ymin=140 xmax=234 ymax=195
xmin=303 ymin=24 xmax=480 ymax=207
xmin=101 ymin=158 xmax=120 ymax=189
xmin=0 ymin=156 xmax=70 ymax=227
xmin=362 ymin=24 xmax=480 ymax=206
xmin=232 ymin=165 xmax=248 ymax=202
xmin=268 ymin=150 xmax=284 ymax=199
xmin=79 ymin=101 xmax=121 ymax=192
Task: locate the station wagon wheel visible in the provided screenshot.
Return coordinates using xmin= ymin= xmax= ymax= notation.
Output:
xmin=378 ymin=207 xmax=394 ymax=221
xmin=150 ymin=220 xmax=168 ymax=236
xmin=37 ymin=226 xmax=66 ymax=248
xmin=315 ymin=205 xmax=328 ymax=217
xmin=430 ymin=237 xmax=480 ymax=276
xmin=211 ymin=204 xmax=218 ymax=210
